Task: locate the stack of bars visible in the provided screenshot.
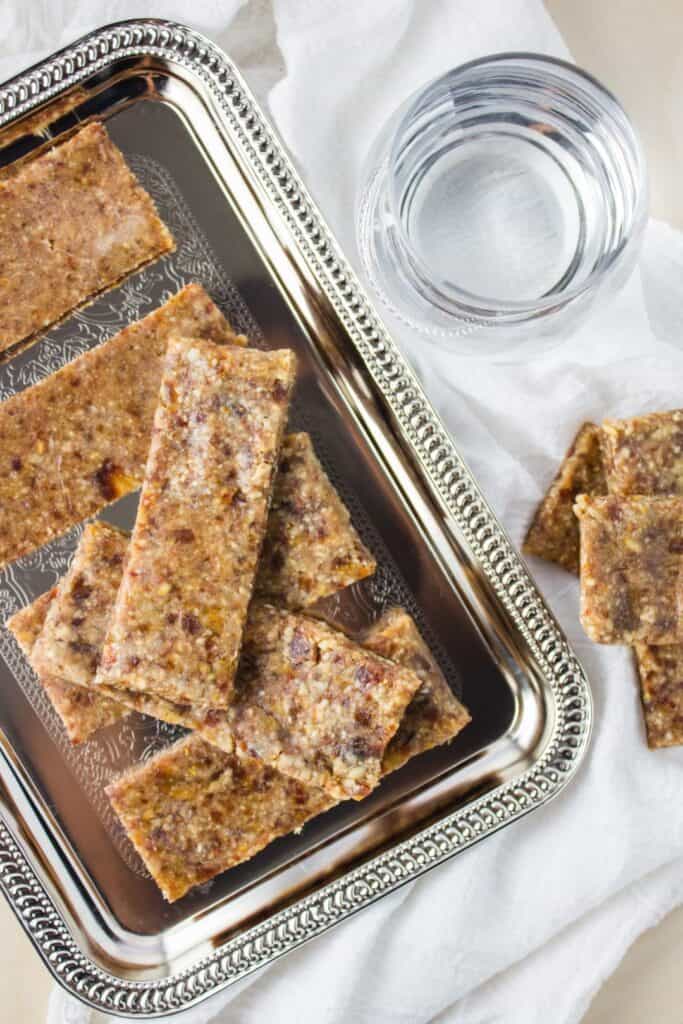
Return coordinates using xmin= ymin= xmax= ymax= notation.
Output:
xmin=523 ymin=412 xmax=683 ymax=750
xmin=1 ymin=124 xmax=469 ymax=902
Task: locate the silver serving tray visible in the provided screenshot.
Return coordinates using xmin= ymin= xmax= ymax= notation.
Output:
xmin=0 ymin=20 xmax=592 ymax=1019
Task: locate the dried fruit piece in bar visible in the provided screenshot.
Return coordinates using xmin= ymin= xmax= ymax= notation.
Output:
xmin=523 ymin=423 xmax=606 ymax=574
xmin=0 ymin=122 xmax=174 ymax=352
xmin=6 ymin=589 xmax=129 ymax=744
xmin=601 ymin=409 xmax=683 ymax=496
xmin=106 ymin=734 xmax=333 ymax=901
xmin=96 ymin=339 xmax=297 ymax=708
xmin=363 ymin=607 xmax=470 ymax=773
xmin=256 ymin=432 xmax=376 ymax=607
xmin=0 ymin=283 xmax=240 ymax=569
xmin=205 ymin=602 xmax=421 ymax=801
xmin=574 ymin=494 xmax=683 ymax=645
xmin=633 ymin=643 xmax=683 ymax=749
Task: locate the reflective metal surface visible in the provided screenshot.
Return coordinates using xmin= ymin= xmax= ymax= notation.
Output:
xmin=0 ymin=21 xmax=592 ymax=1018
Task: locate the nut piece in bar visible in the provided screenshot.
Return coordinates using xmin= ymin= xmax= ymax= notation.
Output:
xmin=96 ymin=339 xmax=297 ymax=708
xmin=634 ymin=644 xmax=683 ymax=749
xmin=0 ymin=283 xmax=240 ymax=569
xmin=363 ymin=607 xmax=470 ymax=773
xmin=106 ymin=734 xmax=333 ymax=902
xmin=6 ymin=590 xmax=129 ymax=744
xmin=601 ymin=409 xmax=683 ymax=496
xmin=0 ymin=122 xmax=174 ymax=353
xmin=256 ymin=433 xmax=376 ymax=607
xmin=523 ymin=423 xmax=606 ymax=574
xmin=208 ymin=602 xmax=422 ymax=801
xmin=574 ymin=494 xmax=683 ymax=645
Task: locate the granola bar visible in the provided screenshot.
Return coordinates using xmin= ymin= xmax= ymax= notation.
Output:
xmin=0 ymin=123 xmax=174 ymax=352
xmin=633 ymin=643 xmax=683 ymax=748
xmin=204 ymin=602 xmax=422 ymax=801
xmin=363 ymin=608 xmax=470 ymax=773
xmin=6 ymin=589 xmax=128 ymax=743
xmin=96 ymin=339 xmax=296 ymax=708
xmin=601 ymin=409 xmax=683 ymax=496
xmin=574 ymin=494 xmax=683 ymax=644
xmin=256 ymin=433 xmax=376 ymax=606
xmin=106 ymin=734 xmax=333 ymax=901
xmin=0 ymin=283 xmax=239 ymax=569
xmin=523 ymin=423 xmax=606 ymax=574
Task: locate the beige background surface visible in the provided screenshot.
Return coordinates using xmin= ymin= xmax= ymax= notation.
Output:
xmin=1 ymin=1 xmax=682 ymax=1021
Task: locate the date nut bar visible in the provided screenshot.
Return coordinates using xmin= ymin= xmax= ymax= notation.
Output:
xmin=0 ymin=123 xmax=174 ymax=353
xmin=0 ymin=283 xmax=241 ymax=569
xmin=575 ymin=494 xmax=683 ymax=644
xmin=633 ymin=643 xmax=683 ymax=749
xmin=523 ymin=422 xmax=606 ymax=574
xmin=601 ymin=409 xmax=683 ymax=497
xmin=362 ymin=607 xmax=470 ymax=773
xmin=6 ymin=590 xmax=129 ymax=744
xmin=106 ymin=734 xmax=333 ymax=902
xmin=96 ymin=339 xmax=296 ymax=707
xmin=257 ymin=432 xmax=375 ymax=606
xmin=208 ymin=602 xmax=421 ymax=800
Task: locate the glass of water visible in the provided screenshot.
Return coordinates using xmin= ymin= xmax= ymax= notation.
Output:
xmin=357 ymin=53 xmax=648 ymax=354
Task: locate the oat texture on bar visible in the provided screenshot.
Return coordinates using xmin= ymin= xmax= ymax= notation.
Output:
xmin=205 ymin=602 xmax=421 ymax=801
xmin=106 ymin=734 xmax=333 ymax=901
xmin=523 ymin=422 xmax=606 ymax=574
xmin=633 ymin=644 xmax=683 ymax=749
xmin=601 ymin=409 xmax=683 ymax=496
xmin=0 ymin=284 xmax=239 ymax=569
xmin=0 ymin=123 xmax=174 ymax=352
xmin=363 ymin=607 xmax=470 ymax=773
xmin=6 ymin=590 xmax=129 ymax=744
xmin=96 ymin=339 xmax=296 ymax=708
xmin=256 ymin=433 xmax=376 ymax=607
xmin=575 ymin=494 xmax=683 ymax=645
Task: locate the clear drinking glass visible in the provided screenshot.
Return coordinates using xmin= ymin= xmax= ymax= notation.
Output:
xmin=357 ymin=53 xmax=648 ymax=355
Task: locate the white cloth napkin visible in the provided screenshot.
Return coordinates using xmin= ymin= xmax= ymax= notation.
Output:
xmin=1 ymin=1 xmax=677 ymax=1022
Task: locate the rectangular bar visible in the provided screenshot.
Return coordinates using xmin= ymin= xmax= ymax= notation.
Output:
xmin=256 ymin=432 xmax=376 ymax=607
xmin=206 ymin=602 xmax=421 ymax=800
xmin=6 ymin=589 xmax=129 ymax=744
xmin=96 ymin=339 xmax=297 ymax=707
xmin=633 ymin=643 xmax=683 ymax=749
xmin=575 ymin=494 xmax=683 ymax=644
xmin=105 ymin=612 xmax=468 ymax=902
xmin=601 ymin=409 xmax=683 ymax=496
xmin=0 ymin=283 xmax=239 ymax=569
xmin=106 ymin=735 xmax=333 ymax=902
xmin=362 ymin=607 xmax=470 ymax=773
xmin=0 ymin=122 xmax=174 ymax=352
xmin=523 ymin=422 xmax=606 ymax=574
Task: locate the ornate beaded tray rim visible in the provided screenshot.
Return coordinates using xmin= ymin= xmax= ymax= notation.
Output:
xmin=0 ymin=20 xmax=592 ymax=1019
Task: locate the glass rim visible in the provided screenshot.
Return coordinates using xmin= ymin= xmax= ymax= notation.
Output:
xmin=386 ymin=51 xmax=649 ymax=321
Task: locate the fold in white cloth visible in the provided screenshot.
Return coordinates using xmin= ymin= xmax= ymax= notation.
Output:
xmin=1 ymin=2 xmax=678 ymax=1022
